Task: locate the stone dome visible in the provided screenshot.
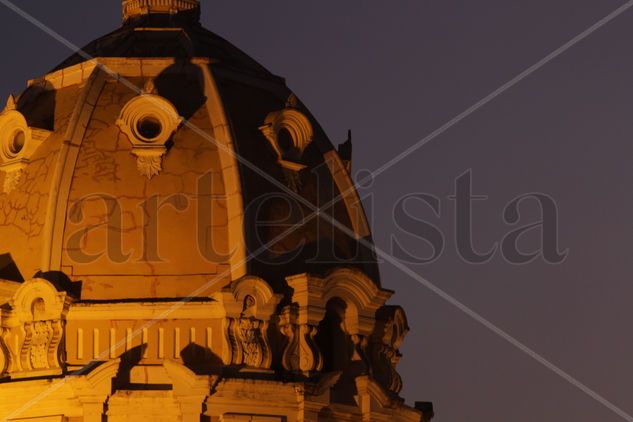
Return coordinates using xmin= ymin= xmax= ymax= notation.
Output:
xmin=0 ymin=4 xmax=432 ymax=421
xmin=0 ymin=0 xmax=378 ymax=301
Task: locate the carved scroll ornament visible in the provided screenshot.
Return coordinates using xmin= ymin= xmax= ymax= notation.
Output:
xmin=368 ymin=306 xmax=409 ymax=394
xmin=228 ymin=295 xmax=271 ymax=368
xmin=214 ymin=277 xmax=282 ymax=370
xmin=0 ymin=278 xmax=70 ymax=379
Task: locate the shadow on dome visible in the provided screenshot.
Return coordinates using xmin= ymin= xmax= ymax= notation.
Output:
xmin=154 ymin=58 xmax=206 ymax=121
xmin=0 ymin=253 xmax=23 ymax=283
xmin=34 ymin=270 xmax=82 ymax=299
xmin=17 ymin=80 xmax=56 ymax=131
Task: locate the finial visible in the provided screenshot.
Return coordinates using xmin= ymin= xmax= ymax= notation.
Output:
xmin=143 ymin=78 xmax=157 ymax=95
xmin=122 ymin=0 xmax=200 ymax=22
xmin=285 ymin=93 xmax=299 ymax=109
xmin=4 ymin=95 xmax=16 ymax=112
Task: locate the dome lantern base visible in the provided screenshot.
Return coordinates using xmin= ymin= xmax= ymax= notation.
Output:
xmin=122 ymin=0 xmax=200 ymax=22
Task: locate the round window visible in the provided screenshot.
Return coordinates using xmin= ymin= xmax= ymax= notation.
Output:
xmin=9 ymin=130 xmax=25 ymax=155
xmin=137 ymin=116 xmax=162 ymax=141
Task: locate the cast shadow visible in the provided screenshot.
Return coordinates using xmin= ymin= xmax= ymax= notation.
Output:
xmin=181 ymin=342 xmax=224 ymax=376
xmin=0 ymin=253 xmax=23 ymax=282
xmin=112 ymin=344 xmax=173 ymax=391
xmin=34 ymin=270 xmax=82 ymax=298
xmin=154 ymin=58 xmax=206 ymax=122
xmin=17 ymin=80 xmax=57 ymax=131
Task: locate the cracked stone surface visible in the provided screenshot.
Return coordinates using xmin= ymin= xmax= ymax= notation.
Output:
xmin=61 ymin=79 xmax=231 ymax=299
xmin=0 ymin=85 xmax=80 ymax=278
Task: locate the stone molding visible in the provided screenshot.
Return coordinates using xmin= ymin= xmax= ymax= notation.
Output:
xmin=323 ymin=150 xmax=371 ymax=238
xmin=40 ymin=67 xmax=109 ymax=273
xmin=199 ymin=64 xmax=247 ymax=281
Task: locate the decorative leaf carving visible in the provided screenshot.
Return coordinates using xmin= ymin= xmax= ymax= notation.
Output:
xmin=2 ymin=168 xmax=23 ymax=193
xmin=134 ymin=151 xmax=164 ymax=179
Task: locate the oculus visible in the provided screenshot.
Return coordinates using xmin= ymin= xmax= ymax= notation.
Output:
xmin=260 ymin=104 xmax=313 ymax=163
xmin=0 ymin=96 xmax=51 ymax=193
xmin=117 ymin=91 xmax=181 ymax=179
xmin=259 ymin=95 xmax=314 ymax=191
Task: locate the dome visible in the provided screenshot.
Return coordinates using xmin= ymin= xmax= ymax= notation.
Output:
xmin=0 ymin=0 xmax=378 ymax=301
xmin=0 ymin=4 xmax=431 ymax=421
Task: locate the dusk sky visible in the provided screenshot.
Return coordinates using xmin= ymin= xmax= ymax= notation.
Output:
xmin=1 ymin=1 xmax=633 ymax=420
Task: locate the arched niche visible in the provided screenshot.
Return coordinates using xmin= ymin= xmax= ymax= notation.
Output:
xmin=286 ymin=268 xmax=392 ymax=337
xmin=320 ymin=268 xmax=392 ymax=337
xmin=315 ymin=297 xmax=355 ymax=373
xmin=282 ymin=268 xmax=393 ymax=377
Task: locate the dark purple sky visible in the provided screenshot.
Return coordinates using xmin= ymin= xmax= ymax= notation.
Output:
xmin=2 ymin=1 xmax=633 ymax=421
